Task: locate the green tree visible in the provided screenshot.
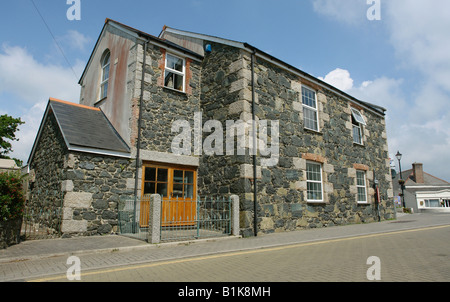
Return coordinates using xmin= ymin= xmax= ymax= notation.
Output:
xmin=0 ymin=114 xmax=25 ymax=167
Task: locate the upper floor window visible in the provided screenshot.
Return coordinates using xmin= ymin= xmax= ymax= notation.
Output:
xmin=164 ymin=53 xmax=185 ymax=92
xmin=302 ymin=86 xmax=319 ymax=131
xmin=100 ymin=50 xmax=110 ymax=100
xmin=351 ymin=108 xmax=366 ymax=145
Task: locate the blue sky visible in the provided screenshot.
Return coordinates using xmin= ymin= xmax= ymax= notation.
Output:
xmin=1 ymin=0 xmax=450 ymax=182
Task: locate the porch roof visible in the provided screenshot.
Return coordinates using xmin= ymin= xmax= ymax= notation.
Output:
xmin=28 ymin=98 xmax=131 ymax=165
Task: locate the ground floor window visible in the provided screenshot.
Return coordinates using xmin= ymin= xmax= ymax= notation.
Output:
xmin=142 ymin=163 xmax=196 ymax=199
xmin=424 ymin=199 xmax=450 ymax=208
xmin=356 ymin=170 xmax=368 ymax=203
xmin=306 ymin=161 xmax=323 ymax=202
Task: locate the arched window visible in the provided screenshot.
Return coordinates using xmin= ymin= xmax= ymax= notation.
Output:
xmin=100 ymin=50 xmax=110 ymax=99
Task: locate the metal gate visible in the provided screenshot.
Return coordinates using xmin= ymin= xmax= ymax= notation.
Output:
xmin=118 ymin=195 xmax=233 ymax=242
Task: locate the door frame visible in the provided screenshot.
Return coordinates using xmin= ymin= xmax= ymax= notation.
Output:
xmin=140 ymin=161 xmax=197 ymax=227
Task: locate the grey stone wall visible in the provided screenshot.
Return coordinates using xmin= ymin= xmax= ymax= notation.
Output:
xmin=60 ymin=153 xmax=136 ymax=237
xmin=252 ymin=56 xmax=395 ymax=234
xmin=28 ymin=112 xmax=67 ymax=236
xmin=198 ymin=42 xmax=255 ymax=236
xmin=28 ymin=111 xmax=137 ymax=237
xmin=197 ymin=42 xmax=394 ymax=236
xmin=138 ymin=44 xmax=202 ymax=154
xmin=0 ymin=218 xmax=22 ymax=249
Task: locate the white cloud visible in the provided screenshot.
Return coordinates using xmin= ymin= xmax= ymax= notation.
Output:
xmin=320 ymin=66 xmax=450 ymax=181
xmin=60 ymin=30 xmax=91 ymax=52
xmin=0 ymin=44 xmax=83 ymax=104
xmin=312 ymin=0 xmax=368 ymax=24
xmin=383 ymin=0 xmax=450 ymax=180
xmin=319 ymin=68 xmax=354 ymax=92
xmin=0 ymin=44 xmax=83 ymax=163
xmin=314 ymin=0 xmax=450 ymax=181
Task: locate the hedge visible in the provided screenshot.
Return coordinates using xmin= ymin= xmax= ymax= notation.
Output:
xmin=0 ymin=171 xmax=25 ymax=222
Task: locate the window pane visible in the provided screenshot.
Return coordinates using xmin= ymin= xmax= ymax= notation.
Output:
xmin=145 ymin=167 xmax=156 ymax=181
xmin=166 ymin=54 xmax=183 ymax=72
xmin=353 ymin=125 xmax=362 ymax=144
xmin=306 ymin=162 xmax=322 ymax=201
xmin=184 ymin=184 xmax=194 ymax=198
xmin=173 ymin=183 xmax=183 ymax=198
xmin=307 ymin=182 xmax=322 ymax=200
xmin=173 ymin=170 xmax=183 ymax=183
xmin=303 ymin=107 xmax=318 ymax=131
xmin=358 ymin=187 xmax=367 ymax=202
xmin=102 ymin=52 xmax=110 ymax=66
xmin=356 ymin=171 xmax=365 ymax=186
xmin=429 ymin=199 xmax=440 ymax=207
xmin=164 ymin=71 xmax=175 ymax=89
xmin=101 ymin=82 xmax=108 ymax=99
xmin=102 ymin=64 xmax=110 ymax=82
xmin=143 ymin=182 xmax=155 ymax=195
xmin=157 ymin=183 xmax=168 ymax=197
xmin=307 ymin=163 xmax=321 ymax=181
xmin=185 ymin=171 xmax=194 ymax=183
xmin=157 ymin=168 xmax=168 ymax=182
xmin=302 ymin=87 xmax=316 ymax=108
xmin=164 ymin=70 xmax=184 ymax=91
xmin=351 ymin=108 xmax=366 ymax=125
xmin=173 ymin=73 xmax=184 ymax=91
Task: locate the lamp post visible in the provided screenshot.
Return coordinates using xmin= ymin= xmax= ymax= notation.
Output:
xmin=395 ymin=151 xmax=406 ymax=208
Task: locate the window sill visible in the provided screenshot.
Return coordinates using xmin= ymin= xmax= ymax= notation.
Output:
xmin=94 ymin=97 xmax=107 ymax=107
xmin=306 ymin=200 xmax=328 ymax=204
xmin=163 ymin=86 xmax=187 ymax=96
xmin=357 ymin=201 xmax=370 ymax=205
xmin=353 ymin=142 xmax=365 ymax=147
xmin=304 ymin=127 xmax=323 ymax=135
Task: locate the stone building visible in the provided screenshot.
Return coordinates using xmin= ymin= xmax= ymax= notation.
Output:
xmin=27 ymin=19 xmax=395 ymax=238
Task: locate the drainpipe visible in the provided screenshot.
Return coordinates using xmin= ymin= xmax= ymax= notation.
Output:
xmin=133 ymin=38 xmax=148 ymax=232
xmin=251 ymin=50 xmax=258 ymax=236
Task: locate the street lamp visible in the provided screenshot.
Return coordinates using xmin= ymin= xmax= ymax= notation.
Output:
xmin=395 ymin=151 xmax=406 ymax=208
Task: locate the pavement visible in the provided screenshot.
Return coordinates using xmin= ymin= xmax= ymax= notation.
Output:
xmin=1 ymin=211 xmax=450 ymax=282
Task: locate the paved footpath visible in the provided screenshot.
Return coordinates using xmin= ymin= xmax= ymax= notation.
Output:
xmin=1 ymin=211 xmax=449 ymax=282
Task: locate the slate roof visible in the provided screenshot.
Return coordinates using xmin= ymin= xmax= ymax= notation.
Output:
xmin=49 ymin=99 xmax=130 ymax=153
xmin=28 ymin=98 xmax=130 ymax=164
xmin=394 ymin=169 xmax=450 ymax=187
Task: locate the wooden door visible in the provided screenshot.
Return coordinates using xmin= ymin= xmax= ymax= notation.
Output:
xmin=140 ymin=164 xmax=196 ymax=228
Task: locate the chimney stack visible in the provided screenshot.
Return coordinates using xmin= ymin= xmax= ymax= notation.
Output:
xmin=412 ymin=163 xmax=424 ymax=184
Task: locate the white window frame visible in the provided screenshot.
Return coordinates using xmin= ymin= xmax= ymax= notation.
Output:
xmin=352 ymin=122 xmax=363 ymax=145
xmin=306 ymin=161 xmax=324 ymax=202
xmin=301 ymin=86 xmax=319 ymax=132
xmin=351 ymin=108 xmax=366 ymax=125
xmin=351 ymin=108 xmax=366 ymax=145
xmin=164 ymin=53 xmax=185 ymax=92
xmin=100 ymin=51 xmax=110 ymax=100
xmin=356 ymin=170 xmax=368 ymax=203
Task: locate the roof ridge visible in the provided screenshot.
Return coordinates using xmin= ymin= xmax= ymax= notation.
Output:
xmin=49 ymin=97 xmax=100 ymax=111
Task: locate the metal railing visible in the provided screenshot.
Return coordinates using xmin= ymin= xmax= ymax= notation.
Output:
xmin=21 ymin=207 xmax=62 ymax=240
xmin=118 ymin=195 xmax=238 ymax=243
